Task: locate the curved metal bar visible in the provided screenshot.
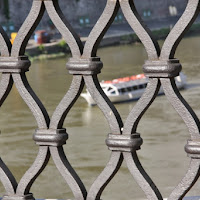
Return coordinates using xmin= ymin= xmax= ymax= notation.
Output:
xmin=168 ymin=159 xmax=200 ymax=200
xmin=0 ymin=26 xmax=11 ymax=56
xmin=123 ymin=78 xmax=161 ymax=134
xmin=45 ymin=0 xmax=83 ymax=58
xmin=122 ymin=79 xmax=162 ymax=199
xmin=0 ymin=74 xmax=16 ymax=195
xmin=0 ymin=157 xmax=17 ymax=195
xmin=12 ymin=73 xmax=50 ymax=129
xmin=87 ymin=152 xmax=123 ymax=200
xmin=11 ymin=0 xmax=45 ymax=57
xmin=50 ymin=76 xmax=84 ymax=129
xmin=16 ymin=146 xmax=50 ymax=195
xmin=120 ymin=0 xmax=160 ymax=60
xmin=84 ymin=75 xmax=123 ymax=133
xmin=83 ymin=0 xmax=119 ymax=57
xmin=84 ymin=75 xmax=123 ymax=199
xmin=0 ymin=15 xmax=16 ymax=199
xmin=0 ymin=74 xmax=13 ymax=107
xmin=124 ymin=152 xmax=163 ymax=200
xmin=161 ymin=78 xmax=200 ymax=140
xmin=50 ymin=146 xmax=87 ymax=200
xmin=160 ymin=0 xmax=200 ymax=59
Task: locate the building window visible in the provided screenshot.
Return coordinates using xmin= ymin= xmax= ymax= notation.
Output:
xmin=143 ymin=10 xmax=152 ymax=18
xmin=85 ymin=18 xmax=90 ymax=24
xmin=2 ymin=21 xmax=15 ymax=35
xmin=114 ymin=13 xmax=124 ymax=23
xmin=169 ymin=6 xmax=178 ymax=16
xmin=79 ymin=16 xmax=90 ymax=27
xmin=79 ymin=18 xmax=84 ymax=25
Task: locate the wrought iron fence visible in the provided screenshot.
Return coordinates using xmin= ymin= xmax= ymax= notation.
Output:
xmin=0 ymin=0 xmax=200 ymax=199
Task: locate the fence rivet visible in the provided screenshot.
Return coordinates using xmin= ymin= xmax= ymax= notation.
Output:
xmin=143 ymin=59 xmax=182 ymax=78
xmin=106 ymin=133 xmax=143 ymax=152
xmin=33 ymin=128 xmax=68 ymax=147
xmin=0 ymin=56 xmax=31 ymax=73
xmin=66 ymin=57 xmax=103 ymax=75
xmin=185 ymin=140 xmax=200 ymax=158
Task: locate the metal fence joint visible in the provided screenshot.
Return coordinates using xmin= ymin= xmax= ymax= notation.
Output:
xmin=66 ymin=57 xmax=103 ymax=75
xmin=143 ymin=59 xmax=182 ymax=78
xmin=33 ymin=128 xmax=68 ymax=146
xmin=106 ymin=133 xmax=143 ymax=152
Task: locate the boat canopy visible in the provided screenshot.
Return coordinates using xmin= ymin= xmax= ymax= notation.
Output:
xmin=101 ymin=77 xmax=148 ymax=90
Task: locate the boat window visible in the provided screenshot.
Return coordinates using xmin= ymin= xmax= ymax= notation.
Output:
xmin=121 ymin=88 xmax=126 ymax=93
xmin=111 ymin=91 xmax=116 ymax=94
xmin=118 ymin=89 xmax=123 ymax=93
xmin=132 ymin=86 xmax=138 ymax=90
xmin=139 ymin=84 xmax=144 ymax=89
xmin=108 ymin=87 xmax=113 ymax=91
xmin=144 ymin=83 xmax=148 ymax=88
xmin=127 ymin=87 xmax=132 ymax=91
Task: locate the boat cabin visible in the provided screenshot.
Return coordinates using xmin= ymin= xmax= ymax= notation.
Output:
xmin=101 ymin=80 xmax=148 ymax=96
xmin=81 ymin=73 xmax=186 ymax=105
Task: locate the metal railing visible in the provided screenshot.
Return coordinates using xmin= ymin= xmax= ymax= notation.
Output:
xmin=0 ymin=0 xmax=200 ymax=199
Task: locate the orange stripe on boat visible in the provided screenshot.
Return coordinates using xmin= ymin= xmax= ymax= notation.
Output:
xmin=102 ymin=74 xmax=146 ymax=84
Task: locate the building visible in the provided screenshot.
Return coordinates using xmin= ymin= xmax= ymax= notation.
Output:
xmin=8 ymin=0 xmax=107 ymax=30
xmin=134 ymin=0 xmax=187 ymax=20
xmin=1 ymin=0 xmax=188 ymax=34
xmin=0 ymin=0 xmax=9 ymax=27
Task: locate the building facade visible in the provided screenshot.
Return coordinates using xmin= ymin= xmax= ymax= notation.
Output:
xmin=134 ymin=0 xmax=187 ymax=20
xmin=0 ymin=0 xmax=8 ymax=25
xmin=1 ymin=0 xmax=188 ymax=33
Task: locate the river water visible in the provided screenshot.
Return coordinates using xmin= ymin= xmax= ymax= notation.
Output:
xmin=0 ymin=36 xmax=200 ymax=199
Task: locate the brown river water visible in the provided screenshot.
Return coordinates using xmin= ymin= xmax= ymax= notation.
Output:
xmin=0 ymin=36 xmax=200 ymax=199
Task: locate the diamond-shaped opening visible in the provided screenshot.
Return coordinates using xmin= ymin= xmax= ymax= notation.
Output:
xmin=27 ymin=57 xmax=72 ymax=115
xmin=137 ymin=94 xmax=196 ymax=198
xmin=0 ymin=83 xmax=38 ymax=196
xmin=134 ymin=0 xmax=189 ymax=42
xmin=102 ymin=162 xmax=147 ymax=200
xmin=63 ymin=102 xmax=111 ymax=192
xmin=31 ymin=157 xmax=74 ymax=199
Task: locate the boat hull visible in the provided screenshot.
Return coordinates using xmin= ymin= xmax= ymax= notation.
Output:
xmin=81 ymin=84 xmax=185 ymax=106
xmin=81 ymin=73 xmax=186 ymax=106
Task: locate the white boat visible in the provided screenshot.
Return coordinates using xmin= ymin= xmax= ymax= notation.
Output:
xmin=81 ymin=73 xmax=187 ymax=106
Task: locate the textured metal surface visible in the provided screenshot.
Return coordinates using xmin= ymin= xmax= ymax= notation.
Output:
xmin=0 ymin=0 xmax=200 ymax=199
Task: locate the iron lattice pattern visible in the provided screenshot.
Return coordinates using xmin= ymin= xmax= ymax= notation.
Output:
xmin=0 ymin=0 xmax=200 ymax=199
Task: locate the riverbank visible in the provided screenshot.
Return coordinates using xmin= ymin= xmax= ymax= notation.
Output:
xmin=26 ymin=22 xmax=200 ymax=62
